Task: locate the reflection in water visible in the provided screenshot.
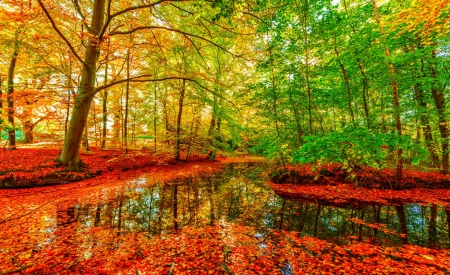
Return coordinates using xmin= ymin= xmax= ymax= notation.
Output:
xmin=62 ymin=164 xmax=449 ymax=248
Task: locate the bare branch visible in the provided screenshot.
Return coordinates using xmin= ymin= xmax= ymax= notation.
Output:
xmin=36 ymin=0 xmax=89 ymax=68
xmin=95 ymin=75 xmax=239 ymax=110
xmin=71 ymin=0 xmax=93 ymax=33
xmin=110 ymin=0 xmax=185 ymax=19
xmin=109 ymin=26 xmax=238 ymax=57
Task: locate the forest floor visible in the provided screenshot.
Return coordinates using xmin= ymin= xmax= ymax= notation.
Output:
xmin=1 ymin=148 xmax=450 ymax=274
xmin=0 ymin=147 xmax=259 ymax=188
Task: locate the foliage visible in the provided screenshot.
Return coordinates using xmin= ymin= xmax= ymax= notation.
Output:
xmin=292 ymin=126 xmax=429 ymax=170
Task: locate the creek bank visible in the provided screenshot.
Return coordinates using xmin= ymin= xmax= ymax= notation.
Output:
xmin=269 ymin=164 xmax=450 ymax=189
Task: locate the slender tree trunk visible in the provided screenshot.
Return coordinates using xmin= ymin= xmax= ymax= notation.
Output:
xmin=357 ymin=57 xmax=371 ymax=127
xmin=0 ymin=77 xmax=3 ymax=110
xmin=208 ymin=94 xmax=217 ymax=160
xmin=372 ymin=205 xmax=381 ymax=244
xmin=58 ymin=0 xmax=106 ymax=170
xmin=162 ymin=87 xmax=170 ymax=147
xmin=445 ymin=209 xmax=450 ymax=246
xmin=173 ymin=184 xmax=179 ymax=231
xmin=7 ymin=40 xmax=19 ymax=150
xmin=175 ymin=79 xmax=185 ymax=161
xmin=267 ymin=41 xmax=286 ymax=167
xmin=101 ymin=62 xmax=108 ymax=150
xmin=343 ymin=0 xmax=370 ymax=127
xmin=414 ymin=84 xmax=440 ymax=166
xmin=288 ymin=93 xmax=304 ymax=146
xmin=313 ymin=204 xmax=322 ymax=237
xmin=154 ymin=80 xmax=157 ymax=152
xmin=371 ymin=0 xmax=402 ymax=183
xmin=357 ymin=208 xmax=366 ymax=242
xmin=429 ymin=50 xmax=449 ymax=173
xmin=124 ymin=51 xmax=130 ymax=154
xmin=334 ymin=34 xmax=354 ymax=122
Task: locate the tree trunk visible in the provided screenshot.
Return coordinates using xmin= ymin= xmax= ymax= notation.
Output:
xmin=101 ymin=62 xmax=108 ymax=150
xmin=208 ymin=94 xmax=217 ymax=160
xmin=58 ymin=0 xmax=106 ymax=170
xmin=429 ymin=50 xmax=448 ymax=173
xmin=0 ymin=77 xmax=3 ymax=109
xmin=23 ymin=120 xmax=34 ymax=144
xmin=395 ymin=204 xmax=408 ymax=245
xmin=428 ymin=204 xmax=437 ymax=248
xmin=371 ymin=0 xmax=402 ymax=183
xmin=414 ymin=84 xmax=440 ymax=166
xmin=154 ymin=80 xmax=157 ymax=152
xmin=173 ymin=184 xmax=179 ymax=231
xmin=334 ymin=34 xmax=354 ymax=122
xmin=175 ymin=79 xmax=186 ymax=161
xmin=313 ymin=203 xmax=322 ymax=237
xmin=124 ymin=51 xmax=130 ymax=154
xmin=7 ymin=40 xmax=19 ymax=150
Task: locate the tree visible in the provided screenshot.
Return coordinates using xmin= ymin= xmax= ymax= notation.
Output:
xmin=36 ymin=0 xmax=251 ymax=170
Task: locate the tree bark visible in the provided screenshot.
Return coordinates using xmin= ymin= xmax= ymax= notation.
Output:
xmin=7 ymin=40 xmax=19 ymax=150
xmin=414 ymin=84 xmax=440 ymax=166
xmin=175 ymin=79 xmax=186 ymax=161
xmin=154 ymin=79 xmax=157 ymax=152
xmin=23 ymin=120 xmax=34 ymax=144
xmin=428 ymin=204 xmax=437 ymax=248
xmin=124 ymin=51 xmax=130 ymax=154
xmin=395 ymin=204 xmax=408 ymax=245
xmin=429 ymin=50 xmax=448 ymax=173
xmin=58 ymin=0 xmax=106 ymax=170
xmin=101 ymin=62 xmax=108 ymax=150
xmin=371 ymin=0 xmax=402 ymax=183
xmin=333 ymin=34 xmax=354 ymax=122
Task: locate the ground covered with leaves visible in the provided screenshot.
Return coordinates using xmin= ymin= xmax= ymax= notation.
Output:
xmin=0 ymin=148 xmax=232 ymax=188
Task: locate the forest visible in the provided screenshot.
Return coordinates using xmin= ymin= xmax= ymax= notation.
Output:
xmin=1 ymin=0 xmax=450 ymax=274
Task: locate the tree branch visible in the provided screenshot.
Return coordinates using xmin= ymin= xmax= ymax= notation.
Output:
xmin=36 ymin=0 xmax=89 ymax=68
xmin=110 ymin=0 xmax=185 ymax=19
xmin=95 ymin=75 xmax=239 ymax=111
xmin=0 ymin=264 xmax=33 ymax=275
xmin=109 ymin=26 xmax=238 ymax=57
xmin=71 ymin=0 xmax=93 ymax=33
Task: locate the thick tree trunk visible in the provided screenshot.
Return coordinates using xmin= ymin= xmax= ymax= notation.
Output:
xmin=175 ymin=79 xmax=186 ymax=161
xmin=58 ymin=0 xmax=105 ymax=170
xmin=371 ymin=0 xmax=402 ymax=183
xmin=7 ymin=40 xmax=19 ymax=150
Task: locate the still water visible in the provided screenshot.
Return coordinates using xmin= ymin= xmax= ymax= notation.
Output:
xmin=61 ymin=163 xmax=449 ymax=248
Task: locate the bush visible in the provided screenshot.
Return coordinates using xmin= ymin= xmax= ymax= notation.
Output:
xmin=292 ymin=126 xmax=428 ymax=171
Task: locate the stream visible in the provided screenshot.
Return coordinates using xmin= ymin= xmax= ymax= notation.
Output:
xmin=54 ymin=163 xmax=449 ymax=249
